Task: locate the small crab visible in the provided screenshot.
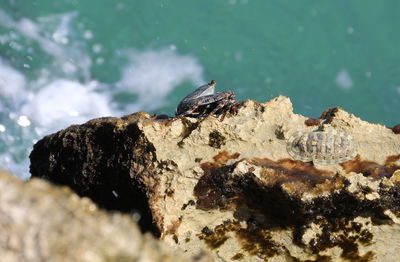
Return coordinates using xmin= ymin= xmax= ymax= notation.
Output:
xmin=175 ymin=80 xmax=235 ymax=120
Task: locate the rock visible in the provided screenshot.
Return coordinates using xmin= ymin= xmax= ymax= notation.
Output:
xmin=392 ymin=124 xmax=400 ymax=135
xmin=30 ymin=97 xmax=400 ymax=261
xmin=0 ymin=169 xmax=211 ymax=262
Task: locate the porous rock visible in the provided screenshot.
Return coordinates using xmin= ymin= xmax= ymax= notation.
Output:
xmin=30 ymin=96 xmax=400 ymax=261
xmin=0 ymin=169 xmax=211 ymax=262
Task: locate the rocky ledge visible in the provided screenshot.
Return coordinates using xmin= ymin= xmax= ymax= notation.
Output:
xmin=0 ymin=169 xmax=211 ymax=262
xmin=30 ymin=96 xmax=400 ymax=261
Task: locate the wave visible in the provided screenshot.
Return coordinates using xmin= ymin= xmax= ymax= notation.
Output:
xmin=117 ymin=48 xmax=204 ymax=112
xmin=0 ymin=9 xmax=205 ymax=178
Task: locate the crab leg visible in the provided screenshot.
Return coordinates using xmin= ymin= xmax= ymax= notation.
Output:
xmin=210 ymin=92 xmax=235 ymax=114
xmin=176 ymin=102 xmax=202 ymax=118
xmin=211 ymin=91 xmax=235 ymax=121
xmin=198 ymin=91 xmax=235 ymax=121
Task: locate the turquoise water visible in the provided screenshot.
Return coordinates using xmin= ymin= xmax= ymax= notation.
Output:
xmin=0 ymin=1 xmax=399 ymax=178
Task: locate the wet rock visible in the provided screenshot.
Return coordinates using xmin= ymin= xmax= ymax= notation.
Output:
xmin=30 ymin=97 xmax=400 ymax=261
xmin=0 ymin=169 xmax=211 ymax=262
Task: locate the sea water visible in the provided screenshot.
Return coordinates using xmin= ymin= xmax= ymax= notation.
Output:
xmin=0 ymin=1 xmax=399 ymax=178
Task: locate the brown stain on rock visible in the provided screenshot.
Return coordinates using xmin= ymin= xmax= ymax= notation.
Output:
xmin=195 ymin=155 xmax=352 ymax=229
xmin=341 ymin=155 xmax=400 ymax=179
xmin=198 ymin=224 xmax=231 ymax=249
xmin=194 ymin=152 xmax=400 ymax=260
xmin=213 ymin=151 xmax=240 ymax=166
xmin=250 ymin=158 xmax=335 ymax=194
xmin=200 ymin=151 xmax=240 ymax=174
xmin=194 ymin=151 xmax=242 ymax=210
xmin=235 ymin=223 xmax=282 ymax=259
xmin=165 ymin=188 xmax=174 ymax=197
xmin=208 ymin=130 xmax=226 ymax=149
xmin=392 ymin=124 xmax=400 ymax=134
xmin=181 ymin=199 xmax=195 ymax=211
xmin=275 ymin=125 xmax=286 ymax=140
xmin=195 ymin=153 xmax=400 ymax=220
xmin=231 ymin=253 xmax=244 ymax=260
xmin=308 ymin=219 xmax=375 ymax=262
xmin=197 ymin=220 xmax=282 ymax=259
xmin=195 ymin=164 xmax=239 ymax=210
xmin=305 ymin=118 xmax=322 ymax=127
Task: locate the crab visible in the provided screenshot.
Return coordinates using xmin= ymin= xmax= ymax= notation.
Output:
xmin=175 ymin=80 xmax=235 ymax=120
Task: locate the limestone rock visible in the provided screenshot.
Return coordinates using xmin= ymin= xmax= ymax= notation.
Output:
xmin=30 ymin=97 xmax=400 ymax=261
xmin=0 ymin=169 xmax=211 ymax=262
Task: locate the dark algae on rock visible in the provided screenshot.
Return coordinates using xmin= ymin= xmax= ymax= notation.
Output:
xmin=30 ymin=114 xmax=160 ymax=235
xmin=208 ymin=130 xmax=226 ymax=149
xmin=307 ymin=219 xmax=375 ymax=261
xmin=341 ymin=154 xmax=400 ymax=179
xmin=193 ymin=151 xmax=400 ymax=261
xmin=197 ymin=220 xmax=282 ymax=259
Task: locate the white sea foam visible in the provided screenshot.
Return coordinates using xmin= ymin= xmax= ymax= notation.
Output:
xmin=0 ymin=9 xmax=110 ymax=134
xmin=336 ymin=69 xmax=353 ymax=90
xmin=21 ymin=79 xmax=112 ymax=134
xmin=0 ymin=9 xmax=91 ymax=80
xmin=0 ymin=58 xmax=28 ymax=108
xmin=0 ymin=9 xmax=66 ymax=58
xmin=0 ymin=71 xmax=30 ymax=175
xmin=117 ymin=48 xmax=204 ymax=112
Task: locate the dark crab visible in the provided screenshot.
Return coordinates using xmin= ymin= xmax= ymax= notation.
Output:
xmin=175 ymin=80 xmax=235 ymax=120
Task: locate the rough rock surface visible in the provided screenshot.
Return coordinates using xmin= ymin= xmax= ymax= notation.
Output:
xmin=0 ymin=169 xmax=211 ymax=262
xmin=30 ymin=96 xmax=400 ymax=261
